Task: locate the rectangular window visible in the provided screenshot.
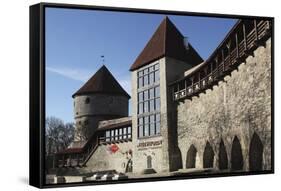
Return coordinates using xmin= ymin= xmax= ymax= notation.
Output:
xmin=150 ymin=123 xmax=155 ymax=136
xmin=149 ymin=72 xmax=154 ymax=84
xmin=155 ymin=86 xmax=160 ymax=97
xmin=119 ymin=128 xmax=123 ymax=139
xmin=115 ymin=129 xmax=118 ymax=140
xmin=155 ymin=70 xmax=160 ymax=82
xmin=111 ymin=130 xmax=114 ymax=141
xmin=138 ymin=125 xmax=143 ymax=137
xmin=144 ymin=123 xmax=149 ymax=137
xmin=150 ymin=115 xmax=155 ymax=135
xmin=137 ymin=62 xmax=160 ymax=138
xmin=154 ymin=63 xmax=159 ymax=70
xmin=128 ymin=126 xmax=132 ymax=139
xmin=144 ymin=101 xmax=149 ymax=113
xmin=155 ymin=98 xmax=160 ymax=110
xmin=144 ymin=116 xmax=149 ymax=137
xmin=149 ymin=99 xmax=154 ymax=112
xmin=138 ymin=103 xmax=143 ymax=114
xmin=123 ymin=127 xmax=127 ymax=139
xmin=149 ymin=88 xmax=154 ymax=99
xmin=156 ymin=114 xmax=161 ymax=135
xmin=106 ymin=131 xmax=110 ymax=142
xmin=144 ymin=75 xmax=148 ymax=86
xmin=144 ymin=90 xmax=149 ymax=100
xmin=138 ymin=77 xmax=143 ymax=88
xmin=138 ymin=92 xmax=143 ymax=102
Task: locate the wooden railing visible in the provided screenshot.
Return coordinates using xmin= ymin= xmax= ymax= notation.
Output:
xmin=56 ymin=134 xmax=99 ymax=168
xmin=173 ymin=20 xmax=271 ymax=101
xmin=55 ymin=129 xmax=132 ymax=168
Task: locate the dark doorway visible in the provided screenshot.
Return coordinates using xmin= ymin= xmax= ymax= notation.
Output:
xmin=186 ymin=144 xmax=197 ymax=168
xmin=249 ymin=132 xmax=263 ymax=171
xmin=231 ymin=136 xmax=243 ymax=170
xmin=147 ymin=155 xmax=152 ymax=169
xmin=203 ymin=141 xmax=214 ymax=168
xmin=219 ymin=140 xmax=228 ymax=170
xmin=125 ymin=159 xmax=133 ymax=173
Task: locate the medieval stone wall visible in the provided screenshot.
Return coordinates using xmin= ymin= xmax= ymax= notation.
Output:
xmin=86 ymin=141 xmax=133 ymax=173
xmin=177 ymin=38 xmax=271 ymax=172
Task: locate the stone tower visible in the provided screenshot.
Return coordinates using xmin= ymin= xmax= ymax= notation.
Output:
xmin=130 ymin=17 xmax=203 ymax=173
xmin=72 ymin=65 xmax=130 ymax=144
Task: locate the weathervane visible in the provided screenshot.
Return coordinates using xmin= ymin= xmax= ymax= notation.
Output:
xmin=101 ymin=55 xmax=105 ymax=65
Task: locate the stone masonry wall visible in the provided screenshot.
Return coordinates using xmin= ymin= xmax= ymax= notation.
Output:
xmin=86 ymin=141 xmax=133 ymax=173
xmin=177 ymin=38 xmax=271 ymax=171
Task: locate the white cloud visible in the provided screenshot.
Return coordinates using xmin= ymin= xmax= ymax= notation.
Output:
xmin=46 ymin=66 xmax=131 ymax=95
xmin=46 ymin=66 xmax=92 ymax=82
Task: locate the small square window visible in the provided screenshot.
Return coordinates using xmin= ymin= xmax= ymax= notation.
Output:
xmin=85 ymin=97 xmax=90 ymax=104
xmin=155 ymin=86 xmax=160 ymax=97
xmin=144 ymin=75 xmax=148 ymax=86
xmin=138 ymin=92 xmax=143 ymax=102
xmin=154 ymin=63 xmax=159 ymax=70
xmin=149 ymin=88 xmax=154 ymax=99
xmin=155 ymin=98 xmax=160 ymax=110
xmin=138 ymin=77 xmax=143 ymax=88
xmin=144 ymin=101 xmax=149 ymax=113
xmin=138 ymin=103 xmax=143 ymax=114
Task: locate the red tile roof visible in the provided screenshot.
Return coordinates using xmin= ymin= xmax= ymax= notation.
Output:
xmin=130 ymin=16 xmax=203 ymax=71
xmin=72 ymin=65 xmax=130 ymax=98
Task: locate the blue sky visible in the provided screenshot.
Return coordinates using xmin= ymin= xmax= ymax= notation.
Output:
xmin=45 ymin=7 xmax=236 ymax=123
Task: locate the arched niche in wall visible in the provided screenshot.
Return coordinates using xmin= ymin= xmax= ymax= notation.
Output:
xmin=219 ymin=139 xmax=228 ymax=170
xmin=203 ymin=141 xmax=214 ymax=168
xmin=249 ymin=132 xmax=264 ymax=171
xmin=186 ymin=144 xmax=197 ymax=168
xmin=231 ymin=136 xmax=244 ymax=170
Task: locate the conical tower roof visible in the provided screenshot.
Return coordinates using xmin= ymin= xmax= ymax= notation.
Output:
xmin=130 ymin=16 xmax=203 ymax=71
xmin=72 ymin=65 xmax=130 ymax=98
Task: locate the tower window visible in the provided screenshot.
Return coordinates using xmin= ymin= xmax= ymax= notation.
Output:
xmin=84 ymin=120 xmax=88 ymax=125
xmin=137 ymin=63 xmax=159 ymax=88
xmin=137 ymin=62 xmax=161 ymax=139
xmin=85 ymin=97 xmax=90 ymax=104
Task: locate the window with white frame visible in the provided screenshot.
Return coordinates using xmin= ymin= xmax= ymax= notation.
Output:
xmin=137 ymin=63 xmax=160 ymax=138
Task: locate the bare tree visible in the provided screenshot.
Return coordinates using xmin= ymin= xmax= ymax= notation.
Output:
xmin=45 ymin=116 xmax=75 ymax=155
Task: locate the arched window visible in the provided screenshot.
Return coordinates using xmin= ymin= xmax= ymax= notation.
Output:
xmin=219 ymin=139 xmax=228 ymax=170
xmin=249 ymin=132 xmax=263 ymax=171
xmin=231 ymin=136 xmax=243 ymax=170
xmin=186 ymin=144 xmax=197 ymax=168
xmin=203 ymin=141 xmax=214 ymax=168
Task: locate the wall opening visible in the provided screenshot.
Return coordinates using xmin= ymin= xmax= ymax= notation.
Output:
xmin=147 ymin=155 xmax=152 ymax=169
xmin=203 ymin=141 xmax=214 ymax=168
xmin=125 ymin=159 xmax=133 ymax=173
xmin=186 ymin=144 xmax=197 ymax=168
xmin=249 ymin=132 xmax=264 ymax=171
xmin=231 ymin=136 xmax=243 ymax=170
xmin=219 ymin=139 xmax=228 ymax=170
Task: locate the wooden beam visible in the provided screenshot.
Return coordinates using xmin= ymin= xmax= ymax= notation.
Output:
xmin=242 ymin=22 xmax=247 ymax=51
xmin=222 ymin=49 xmax=225 ymax=72
xmin=235 ymin=32 xmax=239 ymax=58
xmin=254 ymin=20 xmax=258 ymax=40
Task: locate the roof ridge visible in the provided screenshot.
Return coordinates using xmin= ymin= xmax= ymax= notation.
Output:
xmin=72 ymin=65 xmax=130 ymax=98
xmin=130 ymin=16 xmax=203 ymax=71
